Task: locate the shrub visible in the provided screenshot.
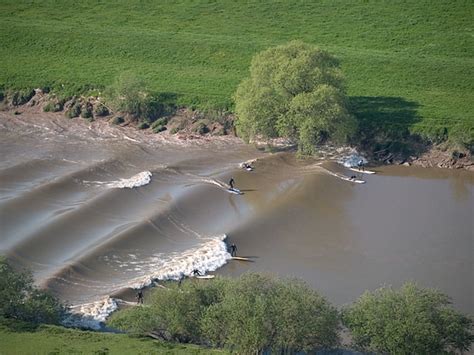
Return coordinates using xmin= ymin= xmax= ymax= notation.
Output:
xmin=235 ymin=41 xmax=356 ymax=154
xmin=106 ymin=73 xmax=176 ymax=121
xmin=94 ymin=103 xmax=109 ymax=117
xmin=66 ymin=102 xmax=81 ymax=118
xmin=137 ymin=122 xmax=149 ymax=129
xmin=201 ymin=274 xmax=339 ymax=353
xmin=151 ymin=117 xmax=168 ymax=133
xmin=80 ymin=104 xmax=93 ymax=120
xmin=108 ymin=306 xmax=159 ymax=336
xmin=111 ymin=116 xmax=124 ymax=125
xmin=0 ymin=257 xmax=65 ymax=325
xmin=194 ymin=121 xmax=209 ymax=135
xmin=152 ymin=125 xmax=166 ymax=133
xmin=43 ymin=101 xmax=63 ymax=113
xmin=108 ymin=274 xmax=339 ymax=353
xmin=170 ymin=127 xmax=180 ymax=134
xmin=9 ymin=89 xmax=35 ymax=106
xmin=342 ymin=282 xmax=474 ymax=354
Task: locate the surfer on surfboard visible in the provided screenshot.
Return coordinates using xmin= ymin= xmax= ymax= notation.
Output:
xmin=229 ymin=177 xmax=235 ymax=189
xmin=230 ymin=243 xmax=237 ymax=257
xmin=357 ymin=159 xmax=365 ymax=171
xmin=192 ymin=269 xmax=202 ymax=276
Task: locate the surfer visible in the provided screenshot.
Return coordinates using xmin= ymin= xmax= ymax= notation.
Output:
xmin=350 ymin=175 xmax=357 ymax=181
xmin=357 ymin=159 xmax=365 ymax=171
xmin=192 ymin=269 xmax=202 ymax=276
xmin=136 ymin=290 xmax=144 ymax=304
xmin=230 ymin=243 xmax=237 ymax=257
xmin=229 ymin=177 xmax=235 ymax=189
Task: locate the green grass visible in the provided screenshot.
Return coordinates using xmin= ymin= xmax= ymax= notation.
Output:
xmin=0 ymin=318 xmax=225 ymax=355
xmin=0 ymin=0 xmax=472 ymax=144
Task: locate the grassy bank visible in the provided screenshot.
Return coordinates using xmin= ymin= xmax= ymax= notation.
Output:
xmin=0 ymin=1 xmax=472 ymax=145
xmin=0 ymin=318 xmax=224 ymax=355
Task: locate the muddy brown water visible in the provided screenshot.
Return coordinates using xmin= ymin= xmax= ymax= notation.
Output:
xmin=1 ymin=113 xmax=472 ymax=315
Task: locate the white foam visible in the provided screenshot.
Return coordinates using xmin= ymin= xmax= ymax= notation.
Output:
xmin=124 ymin=234 xmax=231 ymax=288
xmin=341 ymin=153 xmax=367 ymax=168
xmin=82 ymin=171 xmax=152 ymax=189
xmin=65 ymin=235 xmax=231 ymax=329
xmin=63 ymin=297 xmax=118 ymax=330
xmin=107 ymin=171 xmax=152 ymax=188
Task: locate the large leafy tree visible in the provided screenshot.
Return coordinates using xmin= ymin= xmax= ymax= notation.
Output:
xmin=342 ymin=282 xmax=474 ymax=354
xmin=235 ymin=40 xmax=356 ymax=154
xmin=0 ymin=257 xmax=65 ymax=324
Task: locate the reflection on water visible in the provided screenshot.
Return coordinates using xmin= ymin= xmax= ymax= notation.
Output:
xmin=0 ymin=114 xmax=472 ymax=316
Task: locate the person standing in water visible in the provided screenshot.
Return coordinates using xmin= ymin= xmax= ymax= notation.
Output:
xmin=230 ymin=243 xmax=237 ymax=257
xmin=229 ymin=177 xmax=235 ymax=189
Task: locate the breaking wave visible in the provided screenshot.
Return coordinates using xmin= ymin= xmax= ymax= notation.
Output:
xmin=64 ymin=234 xmax=231 ymax=329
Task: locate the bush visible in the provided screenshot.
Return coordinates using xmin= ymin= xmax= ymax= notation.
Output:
xmin=66 ymin=102 xmax=81 ymax=118
xmin=109 ymin=274 xmax=339 ymax=353
xmin=108 ymin=306 xmax=159 ymax=336
xmin=0 ymin=257 xmax=65 ymax=325
xmin=201 ymin=274 xmax=339 ymax=353
xmin=170 ymin=127 xmax=180 ymax=134
xmin=137 ymin=122 xmax=149 ymax=129
xmin=43 ymin=101 xmax=64 ymax=113
xmin=342 ymin=282 xmax=474 ymax=354
xmin=80 ymin=104 xmax=93 ymax=120
xmin=235 ymin=41 xmax=356 ymax=154
xmin=151 ymin=117 xmax=168 ymax=133
xmin=9 ymin=89 xmax=35 ymax=106
xmin=194 ymin=121 xmax=209 ymax=135
xmin=94 ymin=103 xmax=109 ymax=117
xmin=106 ymin=73 xmax=175 ymax=122
xmin=111 ymin=116 xmax=124 ymax=125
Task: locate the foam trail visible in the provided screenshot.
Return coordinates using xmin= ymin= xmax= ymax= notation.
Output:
xmin=84 ymin=171 xmax=152 ymax=189
xmin=63 ymin=234 xmax=231 ymax=329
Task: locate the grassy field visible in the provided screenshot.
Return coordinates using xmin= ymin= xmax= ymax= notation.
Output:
xmin=0 ymin=319 xmax=225 ymax=355
xmin=0 ymin=0 xmax=472 ymax=145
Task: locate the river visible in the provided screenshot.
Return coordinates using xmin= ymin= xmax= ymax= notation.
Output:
xmin=0 ymin=112 xmax=472 ymax=325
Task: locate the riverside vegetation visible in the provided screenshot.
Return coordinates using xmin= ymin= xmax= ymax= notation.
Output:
xmin=0 ymin=258 xmax=472 ymax=354
xmin=0 ymin=0 xmax=473 ymax=156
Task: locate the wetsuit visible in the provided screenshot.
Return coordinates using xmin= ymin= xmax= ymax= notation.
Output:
xmin=229 ymin=178 xmax=235 ymax=189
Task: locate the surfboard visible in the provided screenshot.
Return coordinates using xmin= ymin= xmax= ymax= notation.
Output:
xmin=342 ymin=176 xmax=366 ymax=184
xmin=244 ymin=167 xmax=254 ymax=171
xmin=348 ymin=167 xmax=376 ymax=175
xmin=231 ymin=256 xmax=253 ymax=261
xmin=228 ymin=188 xmax=243 ymax=195
xmin=196 ymin=275 xmax=215 ymax=279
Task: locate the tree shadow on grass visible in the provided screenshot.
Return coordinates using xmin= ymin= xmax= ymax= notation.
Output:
xmin=350 ymin=96 xmax=428 ymax=161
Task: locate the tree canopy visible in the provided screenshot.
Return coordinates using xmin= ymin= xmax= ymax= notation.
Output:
xmin=0 ymin=257 xmax=65 ymax=325
xmin=342 ymin=282 xmax=474 ymax=354
xmin=234 ymin=40 xmax=356 ymax=154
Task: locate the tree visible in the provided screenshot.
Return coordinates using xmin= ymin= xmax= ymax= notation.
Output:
xmin=342 ymin=282 xmax=474 ymax=354
xmin=235 ymin=40 xmax=356 ymax=154
xmin=0 ymin=257 xmax=65 ymax=325
xmin=201 ymin=274 xmax=339 ymax=353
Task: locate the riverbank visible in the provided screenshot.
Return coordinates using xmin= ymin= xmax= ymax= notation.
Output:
xmin=1 ymin=94 xmax=472 ymax=171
